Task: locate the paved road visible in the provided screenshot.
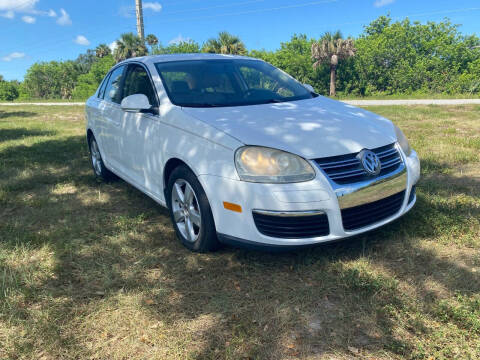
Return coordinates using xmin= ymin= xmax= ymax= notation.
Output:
xmin=0 ymin=102 xmax=86 ymax=106
xmin=343 ymin=99 xmax=480 ymax=106
xmin=1 ymin=99 xmax=480 ymax=106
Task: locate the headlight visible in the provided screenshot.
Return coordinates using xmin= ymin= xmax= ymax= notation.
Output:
xmin=234 ymin=146 xmax=315 ymax=183
xmin=393 ymin=124 xmax=411 ymax=156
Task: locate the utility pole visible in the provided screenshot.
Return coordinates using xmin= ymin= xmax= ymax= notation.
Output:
xmin=135 ymin=0 xmax=145 ymax=41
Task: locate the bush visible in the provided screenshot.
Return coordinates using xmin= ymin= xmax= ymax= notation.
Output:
xmin=346 ymin=16 xmax=480 ymax=95
xmin=73 ymin=55 xmax=115 ymax=100
xmin=0 ymin=82 xmax=19 ymax=101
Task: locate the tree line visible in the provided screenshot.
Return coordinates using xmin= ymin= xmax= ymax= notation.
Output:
xmin=1 ymin=15 xmax=479 ymax=101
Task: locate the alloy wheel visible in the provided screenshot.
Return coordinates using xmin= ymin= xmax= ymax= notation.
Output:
xmin=90 ymin=139 xmax=102 ymax=176
xmin=171 ymin=179 xmax=202 ymax=242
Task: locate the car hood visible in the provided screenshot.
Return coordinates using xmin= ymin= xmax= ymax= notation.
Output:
xmin=181 ymin=96 xmax=397 ymax=159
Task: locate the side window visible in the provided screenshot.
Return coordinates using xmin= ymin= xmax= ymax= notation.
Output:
xmin=104 ymin=65 xmax=126 ymax=104
xmin=97 ymin=73 xmax=110 ymax=99
xmin=122 ymin=64 xmax=158 ymax=106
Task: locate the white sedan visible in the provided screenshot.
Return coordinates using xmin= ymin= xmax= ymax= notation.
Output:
xmin=85 ymin=54 xmax=420 ymax=252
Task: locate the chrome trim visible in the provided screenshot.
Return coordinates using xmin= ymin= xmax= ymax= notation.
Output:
xmin=315 ymin=142 xmax=403 ymax=184
xmin=382 ymin=157 xmax=402 ymax=167
xmin=252 ymin=209 xmax=325 ymax=217
xmin=318 ymin=158 xmax=358 ymax=168
xmin=336 ymin=165 xmax=407 ymax=209
xmin=377 ymin=148 xmax=397 ymax=157
xmin=330 ymin=169 xmax=365 ymax=179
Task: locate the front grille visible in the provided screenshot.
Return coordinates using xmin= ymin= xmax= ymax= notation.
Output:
xmin=341 ymin=190 xmax=405 ymax=231
xmin=252 ymin=212 xmax=330 ymax=238
xmin=408 ymin=185 xmax=416 ymax=204
xmin=315 ymin=143 xmax=403 ymax=184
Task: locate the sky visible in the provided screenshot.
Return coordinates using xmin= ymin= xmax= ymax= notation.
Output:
xmin=1 ymin=0 xmax=479 ymax=80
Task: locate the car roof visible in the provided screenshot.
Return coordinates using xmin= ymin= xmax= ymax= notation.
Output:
xmin=119 ymin=53 xmax=260 ymax=66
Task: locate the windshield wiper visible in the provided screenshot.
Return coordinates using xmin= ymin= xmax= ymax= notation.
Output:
xmin=179 ymin=103 xmax=222 ymax=108
xmin=262 ymin=98 xmax=284 ymax=104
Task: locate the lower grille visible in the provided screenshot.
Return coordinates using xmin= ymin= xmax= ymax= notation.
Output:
xmin=341 ymin=190 xmax=405 ymax=231
xmin=252 ymin=211 xmax=330 ymax=238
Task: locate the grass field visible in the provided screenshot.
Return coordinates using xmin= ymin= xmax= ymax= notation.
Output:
xmin=0 ymin=105 xmax=479 ymax=359
xmin=2 ymin=93 xmax=480 ymax=104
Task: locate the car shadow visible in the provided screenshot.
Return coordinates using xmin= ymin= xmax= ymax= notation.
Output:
xmin=0 ymin=110 xmax=38 ymax=119
xmin=1 ymin=135 xmax=479 ymax=359
xmin=0 ymin=127 xmax=56 ymax=142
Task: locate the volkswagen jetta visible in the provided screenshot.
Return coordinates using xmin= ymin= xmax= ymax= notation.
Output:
xmin=85 ymin=54 xmax=420 ymax=252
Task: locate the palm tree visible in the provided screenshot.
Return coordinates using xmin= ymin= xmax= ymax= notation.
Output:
xmin=202 ymin=31 xmax=246 ymax=55
xmin=311 ymin=31 xmax=356 ymax=96
xmin=145 ymin=34 xmax=158 ymax=46
xmin=113 ymin=32 xmax=148 ymax=63
xmin=95 ymin=44 xmax=111 ymax=58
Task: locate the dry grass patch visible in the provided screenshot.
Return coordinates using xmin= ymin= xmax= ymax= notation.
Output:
xmin=0 ymin=105 xmax=479 ymax=359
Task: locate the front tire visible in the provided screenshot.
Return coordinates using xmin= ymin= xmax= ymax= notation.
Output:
xmin=88 ymin=136 xmax=114 ymax=181
xmin=166 ymin=165 xmax=219 ymax=252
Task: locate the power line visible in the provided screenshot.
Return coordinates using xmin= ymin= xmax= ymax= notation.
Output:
xmin=153 ymin=0 xmax=339 ymax=23
xmin=144 ymin=0 xmax=268 ymax=16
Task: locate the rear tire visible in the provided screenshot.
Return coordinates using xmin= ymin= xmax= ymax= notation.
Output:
xmin=166 ymin=165 xmax=219 ymax=252
xmin=88 ymin=135 xmax=115 ymax=181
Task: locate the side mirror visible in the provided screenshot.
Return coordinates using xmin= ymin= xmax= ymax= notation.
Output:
xmin=121 ymin=94 xmax=152 ymax=112
xmin=303 ymin=84 xmax=315 ymax=93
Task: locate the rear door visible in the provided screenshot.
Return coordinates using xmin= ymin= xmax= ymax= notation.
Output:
xmin=119 ymin=63 xmax=163 ymax=193
xmin=86 ymin=71 xmax=110 ymax=144
xmin=100 ymin=65 xmax=127 ymax=171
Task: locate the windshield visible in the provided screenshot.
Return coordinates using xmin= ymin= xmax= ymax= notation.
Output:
xmin=154 ymin=59 xmax=316 ymax=107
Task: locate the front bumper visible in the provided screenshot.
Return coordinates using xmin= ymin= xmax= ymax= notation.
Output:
xmin=198 ymin=149 xmax=420 ymax=247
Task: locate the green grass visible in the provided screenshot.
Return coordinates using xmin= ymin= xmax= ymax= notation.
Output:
xmin=0 ymin=105 xmax=479 ymax=359
xmin=3 ymin=92 xmax=480 ymax=104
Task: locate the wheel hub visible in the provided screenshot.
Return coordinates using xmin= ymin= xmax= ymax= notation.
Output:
xmin=171 ymin=179 xmax=202 ymax=242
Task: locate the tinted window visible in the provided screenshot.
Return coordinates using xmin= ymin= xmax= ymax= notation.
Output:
xmin=155 ymin=59 xmax=314 ymax=107
xmin=123 ymin=64 xmax=157 ymax=106
xmin=239 ymin=66 xmax=295 ymax=97
xmin=104 ymin=65 xmax=126 ymax=104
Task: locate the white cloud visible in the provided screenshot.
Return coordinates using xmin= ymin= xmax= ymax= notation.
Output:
xmin=0 ymin=10 xmax=14 ymax=18
xmin=374 ymin=0 xmax=395 ymax=7
xmin=56 ymin=8 xmax=71 ymax=25
xmin=1 ymin=52 xmax=25 ymax=62
xmin=169 ymin=34 xmax=191 ymax=45
xmin=109 ymin=41 xmax=118 ymax=52
xmin=30 ymin=8 xmax=56 ymax=16
xmin=74 ymin=35 xmax=90 ymax=46
xmin=21 ymin=15 xmax=35 ymax=23
xmin=143 ymin=2 xmax=162 ymax=12
xmin=0 ymin=1 xmax=58 ymax=21
xmin=0 ymin=0 xmax=39 ymax=12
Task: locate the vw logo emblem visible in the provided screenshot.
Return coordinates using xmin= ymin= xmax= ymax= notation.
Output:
xmin=358 ymin=149 xmax=381 ymax=175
